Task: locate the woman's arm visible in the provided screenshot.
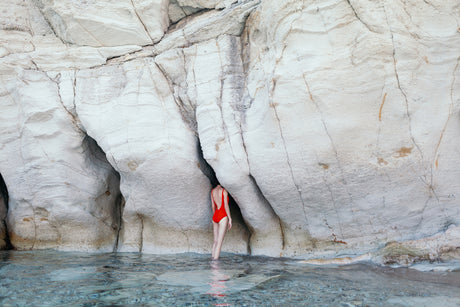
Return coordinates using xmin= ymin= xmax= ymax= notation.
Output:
xmin=223 ymin=190 xmax=232 ymax=230
xmin=211 ymin=190 xmax=215 ymax=214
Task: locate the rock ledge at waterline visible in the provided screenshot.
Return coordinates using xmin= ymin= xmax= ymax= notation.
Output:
xmin=1 ymin=0 xmax=459 ymax=266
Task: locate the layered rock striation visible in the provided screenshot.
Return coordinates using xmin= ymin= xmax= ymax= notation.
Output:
xmin=0 ymin=0 xmax=459 ymax=264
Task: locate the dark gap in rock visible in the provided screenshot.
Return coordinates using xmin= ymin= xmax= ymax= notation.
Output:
xmin=168 ymin=6 xmax=213 ymax=29
xmin=82 ymin=135 xmax=125 ymax=252
xmin=0 ymin=173 xmax=8 ymax=210
xmin=195 ymin=139 xmax=251 ymax=253
xmin=0 ymin=173 xmax=12 ymax=250
xmin=112 ymin=187 xmax=125 ymax=253
xmin=196 ymin=141 xmax=219 ymax=186
xmin=228 ymin=193 xmax=251 ymax=254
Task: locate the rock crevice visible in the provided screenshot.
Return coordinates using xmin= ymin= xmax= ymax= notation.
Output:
xmin=0 ymin=173 xmax=11 ymax=250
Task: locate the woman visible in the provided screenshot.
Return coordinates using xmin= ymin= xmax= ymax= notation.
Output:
xmin=211 ymin=184 xmax=232 ymax=260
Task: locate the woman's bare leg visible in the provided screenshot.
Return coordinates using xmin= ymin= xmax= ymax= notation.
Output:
xmin=213 ymin=217 xmax=229 ymax=260
xmin=212 ymin=221 xmax=219 ymax=259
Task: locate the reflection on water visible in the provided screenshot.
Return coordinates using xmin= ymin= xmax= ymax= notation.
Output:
xmin=208 ymin=261 xmax=229 ymax=298
xmin=0 ymin=250 xmax=459 ymax=306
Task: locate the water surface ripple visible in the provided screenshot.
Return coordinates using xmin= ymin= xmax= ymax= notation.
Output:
xmin=0 ymin=251 xmax=459 ymax=306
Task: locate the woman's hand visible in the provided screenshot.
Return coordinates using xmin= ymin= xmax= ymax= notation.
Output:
xmin=228 ymin=219 xmax=232 ymax=230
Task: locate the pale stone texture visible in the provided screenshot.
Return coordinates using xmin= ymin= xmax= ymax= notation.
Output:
xmin=0 ymin=69 xmax=122 ymax=251
xmin=168 ymin=0 xmax=201 ymax=24
xmin=0 ymin=31 xmax=142 ymax=72
xmin=176 ymin=0 xmax=238 ymax=9
xmin=1 ymin=0 xmax=53 ymax=36
xmin=74 ymin=58 xmax=249 ymax=254
xmin=153 ymin=0 xmax=258 ymax=55
xmin=0 ymin=0 xmax=459 ymax=264
xmin=35 ymin=0 xmax=169 ymax=47
xmin=0 ymin=1 xmax=143 ymax=73
xmin=242 ymin=0 xmax=460 ymax=257
xmin=156 ymin=35 xmax=283 ymax=256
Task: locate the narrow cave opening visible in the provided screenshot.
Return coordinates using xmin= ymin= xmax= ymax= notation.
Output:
xmin=196 ymin=141 xmax=251 ymax=253
xmin=0 ymin=173 xmax=8 ymax=210
xmin=82 ymin=135 xmax=125 ymax=252
xmin=0 ymin=173 xmax=12 ymax=250
xmin=196 ymin=141 xmax=219 ymax=186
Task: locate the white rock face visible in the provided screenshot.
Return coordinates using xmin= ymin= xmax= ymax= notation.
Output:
xmin=242 ymin=0 xmax=460 ymax=257
xmin=0 ymin=31 xmax=142 ymax=72
xmin=1 ymin=0 xmax=53 ymax=36
xmin=0 ymin=69 xmax=122 ymax=251
xmin=35 ymin=0 xmax=169 ymax=47
xmin=154 ymin=0 xmax=258 ymax=55
xmin=176 ymin=0 xmax=238 ymax=9
xmin=74 ymin=58 xmax=249 ymax=254
xmin=0 ymin=0 xmax=459 ymax=263
xmin=168 ymin=0 xmax=201 ymax=24
xmin=156 ymin=35 xmax=283 ymax=256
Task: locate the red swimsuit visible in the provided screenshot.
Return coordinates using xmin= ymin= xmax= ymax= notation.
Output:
xmin=212 ymin=189 xmax=228 ymax=223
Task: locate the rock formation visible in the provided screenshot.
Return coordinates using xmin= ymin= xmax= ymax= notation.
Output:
xmin=0 ymin=0 xmax=459 ymax=265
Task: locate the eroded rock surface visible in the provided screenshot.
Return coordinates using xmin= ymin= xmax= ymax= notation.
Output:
xmin=74 ymin=57 xmax=249 ymax=254
xmin=155 ymin=35 xmax=283 ymax=256
xmin=0 ymin=0 xmax=459 ymax=264
xmin=241 ymin=0 xmax=460 ymax=257
xmin=0 ymin=69 xmax=122 ymax=251
xmin=35 ymin=0 xmax=169 ymax=46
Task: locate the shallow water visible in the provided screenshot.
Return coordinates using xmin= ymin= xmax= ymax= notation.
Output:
xmin=0 ymin=251 xmax=459 ymax=306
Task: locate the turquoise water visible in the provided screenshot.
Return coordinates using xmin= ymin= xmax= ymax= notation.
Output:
xmin=0 ymin=251 xmax=459 ymax=306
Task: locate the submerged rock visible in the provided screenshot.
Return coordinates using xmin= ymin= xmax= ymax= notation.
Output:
xmin=157 ymin=267 xmax=279 ymax=295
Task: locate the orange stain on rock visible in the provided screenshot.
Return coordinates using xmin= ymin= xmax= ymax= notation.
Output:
xmin=332 ymin=233 xmax=347 ymax=244
xmin=22 ymin=217 xmax=32 ymax=222
xmin=394 ymin=147 xmax=413 ymax=158
xmin=127 ymin=161 xmax=138 ymax=171
xmin=425 ymin=56 xmax=429 ymax=64
xmin=379 ymin=93 xmax=387 ymax=121
xmin=378 ymin=158 xmax=388 ymax=165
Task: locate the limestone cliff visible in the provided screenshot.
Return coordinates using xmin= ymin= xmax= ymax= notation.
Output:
xmin=0 ymin=0 xmax=459 ymax=265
